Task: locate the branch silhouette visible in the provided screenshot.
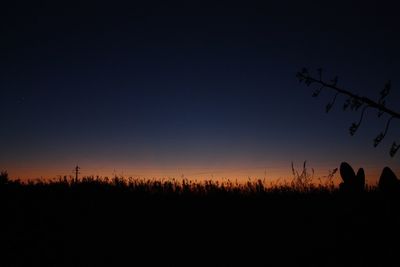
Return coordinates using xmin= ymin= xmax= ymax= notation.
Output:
xmin=297 ymin=68 xmax=400 ymax=157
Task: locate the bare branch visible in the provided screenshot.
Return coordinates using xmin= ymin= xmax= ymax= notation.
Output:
xmin=374 ymin=116 xmax=395 ymax=147
xmin=297 ymin=71 xmax=400 ymax=119
xmin=349 ymin=106 xmax=369 ymax=136
xmin=297 ymin=68 xmax=400 ymax=157
xmin=326 ymin=92 xmax=339 ymax=113
xmin=390 ymin=142 xmax=400 ymax=157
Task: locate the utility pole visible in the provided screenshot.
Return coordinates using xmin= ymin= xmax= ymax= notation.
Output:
xmin=75 ymin=165 xmax=80 ymax=182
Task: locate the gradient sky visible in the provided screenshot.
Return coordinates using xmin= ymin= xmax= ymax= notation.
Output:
xmin=1 ymin=0 xmax=399 ymax=183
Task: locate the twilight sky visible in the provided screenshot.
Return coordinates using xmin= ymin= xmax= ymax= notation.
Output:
xmin=1 ymin=0 xmax=399 ymax=183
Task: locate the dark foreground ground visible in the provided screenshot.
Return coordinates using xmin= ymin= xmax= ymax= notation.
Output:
xmin=1 ymin=178 xmax=399 ymax=267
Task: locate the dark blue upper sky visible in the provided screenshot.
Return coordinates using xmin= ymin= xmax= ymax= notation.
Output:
xmin=1 ymin=0 xmax=399 ymax=181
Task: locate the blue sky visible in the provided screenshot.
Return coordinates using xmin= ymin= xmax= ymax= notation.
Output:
xmin=1 ymin=0 xmax=399 ymax=182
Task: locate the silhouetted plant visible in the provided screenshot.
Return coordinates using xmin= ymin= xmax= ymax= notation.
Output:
xmin=2 ymin=167 xmax=397 ymax=267
xmin=318 ymin=167 xmax=338 ymax=190
xmin=339 ymin=162 xmax=365 ymax=193
xmin=0 ymin=170 xmax=9 ymax=185
xmin=291 ymin=161 xmax=315 ymax=191
xmin=378 ymin=166 xmax=400 ymax=195
xmin=297 ymin=68 xmax=400 ymax=157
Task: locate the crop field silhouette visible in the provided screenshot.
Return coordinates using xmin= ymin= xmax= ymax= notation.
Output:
xmin=1 ymin=164 xmax=399 ymax=267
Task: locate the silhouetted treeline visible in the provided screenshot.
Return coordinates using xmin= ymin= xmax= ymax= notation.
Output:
xmin=0 ymin=169 xmax=399 ymax=266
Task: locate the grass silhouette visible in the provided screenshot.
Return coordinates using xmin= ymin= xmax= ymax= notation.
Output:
xmin=0 ymin=166 xmax=399 ymax=266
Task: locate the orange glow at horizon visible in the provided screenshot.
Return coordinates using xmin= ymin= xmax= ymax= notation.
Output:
xmin=3 ymin=162 xmax=387 ymax=186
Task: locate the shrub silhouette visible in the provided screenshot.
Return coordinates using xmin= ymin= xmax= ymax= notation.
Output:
xmin=378 ymin=167 xmax=400 ymax=195
xmin=0 ymin=170 xmax=9 ymax=185
xmin=339 ymin=162 xmax=365 ymax=193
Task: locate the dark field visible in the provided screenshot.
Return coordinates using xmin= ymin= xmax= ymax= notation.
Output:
xmin=1 ymin=174 xmax=399 ymax=267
